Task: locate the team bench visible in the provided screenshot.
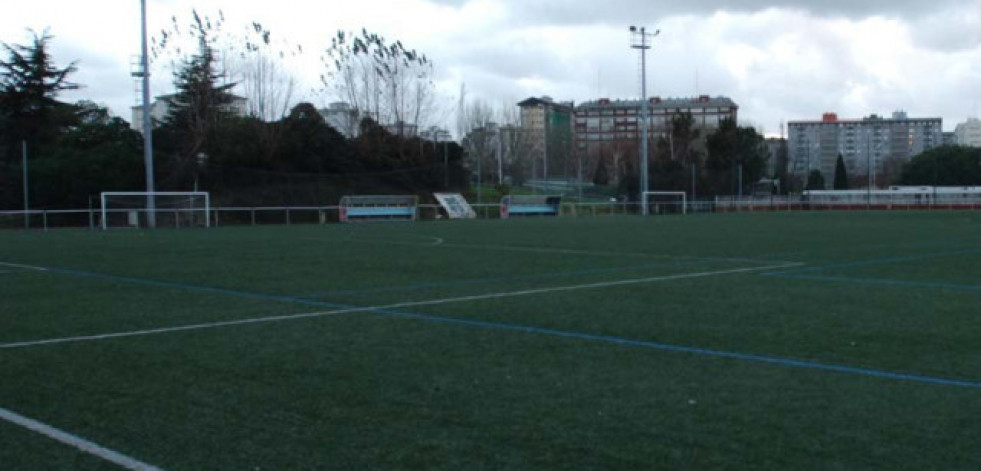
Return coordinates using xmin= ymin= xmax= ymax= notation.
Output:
xmin=339 ymin=195 xmax=418 ymax=222
xmin=500 ymin=195 xmax=562 ymax=219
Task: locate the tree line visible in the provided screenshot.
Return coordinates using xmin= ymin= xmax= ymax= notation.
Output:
xmin=586 ymin=112 xmax=773 ymax=200
xmin=4 ymin=19 xmax=977 ymax=212
xmin=0 ymin=19 xmax=467 ymax=211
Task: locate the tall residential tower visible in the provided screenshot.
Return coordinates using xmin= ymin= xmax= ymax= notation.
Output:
xmin=788 ymin=111 xmax=942 ymax=188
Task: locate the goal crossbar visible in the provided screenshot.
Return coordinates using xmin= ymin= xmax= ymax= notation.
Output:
xmin=100 ymin=191 xmax=211 ymax=230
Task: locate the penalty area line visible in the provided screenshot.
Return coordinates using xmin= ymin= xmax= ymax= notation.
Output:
xmin=0 ymin=262 xmax=802 ymax=350
xmin=0 ymin=407 xmax=162 ymax=471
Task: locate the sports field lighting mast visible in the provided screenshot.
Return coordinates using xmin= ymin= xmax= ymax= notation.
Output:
xmin=630 ymin=26 xmax=659 ymax=215
xmin=138 ymin=0 xmax=156 ymax=228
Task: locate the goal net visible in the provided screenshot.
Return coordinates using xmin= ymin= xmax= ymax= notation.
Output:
xmin=642 ymin=191 xmax=687 ymax=215
xmin=101 ymin=192 xmax=210 ymax=229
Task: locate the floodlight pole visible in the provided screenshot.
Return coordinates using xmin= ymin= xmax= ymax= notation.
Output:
xmin=630 ymin=26 xmax=659 ymax=215
xmin=691 ymin=162 xmax=697 ymax=202
xmin=22 ymin=141 xmax=28 ymax=229
xmin=542 ymin=104 xmax=549 ymax=184
xmin=442 ymin=136 xmax=449 ymax=189
xmin=140 ymin=0 xmax=156 ymax=228
xmin=867 ymin=130 xmax=872 ymax=205
xmin=497 ymin=128 xmax=504 ymax=185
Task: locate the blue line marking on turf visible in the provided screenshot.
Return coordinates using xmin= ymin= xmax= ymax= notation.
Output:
xmin=33 ymin=266 xmax=332 ymax=309
xmin=9 ymin=261 xmax=981 ymax=390
xmin=373 ymin=310 xmax=981 ymax=390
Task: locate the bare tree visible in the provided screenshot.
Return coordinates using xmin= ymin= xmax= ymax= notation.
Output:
xmin=321 ymin=30 xmax=436 ymax=136
xmin=231 ymin=23 xmax=301 ymax=123
xmin=239 ymin=53 xmax=296 ymax=120
xmin=496 ymin=98 xmax=534 ymax=186
xmin=459 ymin=98 xmax=496 ymax=183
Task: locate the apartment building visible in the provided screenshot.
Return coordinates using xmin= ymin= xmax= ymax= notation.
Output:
xmin=574 ymin=95 xmax=738 ymax=144
xmin=572 ymin=95 xmax=738 ymax=184
xmin=788 ymin=112 xmax=942 ymax=187
xmin=517 ymin=97 xmax=575 ymax=179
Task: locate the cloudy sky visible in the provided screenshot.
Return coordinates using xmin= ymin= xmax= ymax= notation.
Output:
xmin=2 ymin=0 xmax=980 ymax=136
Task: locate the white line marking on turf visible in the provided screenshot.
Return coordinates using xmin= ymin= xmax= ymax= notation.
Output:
xmin=379 ymin=262 xmax=805 ymax=308
xmin=0 ymin=262 xmax=802 ymax=350
xmin=315 ymin=237 xmax=794 ymax=266
xmin=0 ymin=261 xmax=48 ymax=271
xmin=0 ymin=311 xmax=354 ymax=349
xmin=0 ymin=407 xmax=162 ymax=471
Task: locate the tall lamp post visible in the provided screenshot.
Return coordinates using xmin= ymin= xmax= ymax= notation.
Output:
xmin=139 ymin=0 xmax=156 ymax=228
xmin=630 ymin=26 xmax=659 ymax=215
xmin=541 ymin=104 xmax=549 ymax=185
xmin=22 ymin=141 xmax=28 ymax=229
xmin=866 ymin=129 xmax=872 ymax=205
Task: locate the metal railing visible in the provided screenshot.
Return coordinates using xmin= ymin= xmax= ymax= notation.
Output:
xmin=3 ymin=196 xmax=980 ymax=231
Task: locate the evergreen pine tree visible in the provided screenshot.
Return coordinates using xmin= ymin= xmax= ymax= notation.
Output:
xmin=833 ymin=154 xmax=849 ymax=189
xmin=806 ymin=169 xmax=826 ymax=190
xmin=158 ymin=16 xmax=237 ymax=188
xmin=0 ymin=30 xmax=78 ymax=160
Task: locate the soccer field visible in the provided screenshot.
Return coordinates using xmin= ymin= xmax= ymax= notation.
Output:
xmin=2 ymin=212 xmax=980 ymax=470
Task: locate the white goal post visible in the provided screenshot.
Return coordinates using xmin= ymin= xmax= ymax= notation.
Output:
xmin=100 ymin=192 xmax=211 ymax=230
xmin=642 ymin=191 xmax=687 ymax=215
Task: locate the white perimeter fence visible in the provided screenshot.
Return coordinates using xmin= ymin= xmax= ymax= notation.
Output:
xmin=3 ymin=196 xmax=981 ymax=230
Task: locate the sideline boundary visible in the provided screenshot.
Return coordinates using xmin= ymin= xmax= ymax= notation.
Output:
xmin=0 ymin=407 xmax=161 ymax=471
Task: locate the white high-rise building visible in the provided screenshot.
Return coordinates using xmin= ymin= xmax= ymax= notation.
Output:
xmin=954 ymin=118 xmax=981 ymax=147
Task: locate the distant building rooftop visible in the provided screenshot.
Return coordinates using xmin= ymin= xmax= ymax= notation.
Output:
xmin=517 ymin=96 xmax=574 ymax=111
xmin=576 ymin=95 xmax=737 ymax=111
xmin=789 ymin=111 xmax=941 ymax=125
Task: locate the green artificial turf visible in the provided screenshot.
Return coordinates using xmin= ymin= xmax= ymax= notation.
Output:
xmin=1 ymin=211 xmax=980 ymax=469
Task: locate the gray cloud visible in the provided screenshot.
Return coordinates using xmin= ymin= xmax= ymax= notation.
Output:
xmin=911 ymin=8 xmax=981 ymax=51
xmin=426 ymin=3 xmax=981 ymax=135
xmin=430 ymin=0 xmax=969 ymax=23
xmin=12 ymin=0 xmax=978 ymax=134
